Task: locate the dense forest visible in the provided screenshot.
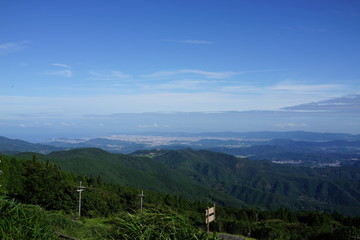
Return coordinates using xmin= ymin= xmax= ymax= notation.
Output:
xmin=1 ymin=153 xmax=360 ymax=239
xmin=14 ymin=148 xmax=360 ymax=216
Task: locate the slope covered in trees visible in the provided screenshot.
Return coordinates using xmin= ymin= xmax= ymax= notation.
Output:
xmin=1 ymin=153 xmax=360 ymax=239
xmin=15 ymin=148 xmax=360 ymax=216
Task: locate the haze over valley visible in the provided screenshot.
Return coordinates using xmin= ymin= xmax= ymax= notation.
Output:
xmin=1 ymin=94 xmax=360 ymax=142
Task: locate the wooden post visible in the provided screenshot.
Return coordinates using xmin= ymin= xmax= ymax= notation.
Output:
xmin=206 ymin=208 xmax=210 ymax=233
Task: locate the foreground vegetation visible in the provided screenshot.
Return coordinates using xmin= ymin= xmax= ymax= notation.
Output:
xmin=0 ymin=197 xmax=217 ymax=240
xmin=1 ymin=153 xmax=360 ymax=239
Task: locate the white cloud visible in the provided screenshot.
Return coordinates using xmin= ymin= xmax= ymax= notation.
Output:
xmin=0 ymin=79 xmax=355 ymax=117
xmin=220 ymin=85 xmax=264 ymax=93
xmin=140 ymin=69 xmax=240 ymax=79
xmin=44 ymin=69 xmax=73 ymax=78
xmin=18 ymin=121 xmax=53 ymax=128
xmin=275 ymin=123 xmax=308 ymax=128
xmin=271 ymin=82 xmax=342 ymax=92
xmin=221 ymin=81 xmax=345 ymax=95
xmin=138 ymin=123 xmax=160 ymax=128
xmin=139 ymin=70 xmax=176 ymax=78
xmin=52 ymin=63 xmax=71 ymax=68
xmin=1 ymin=93 xmax=271 ymax=116
xmin=0 ymin=41 xmax=30 ymax=54
xmin=181 ymin=69 xmax=239 ymax=79
xmin=142 ymin=79 xmax=214 ymax=90
xmin=61 ymin=122 xmax=75 ymax=127
xmin=88 ymin=71 xmax=131 ymax=80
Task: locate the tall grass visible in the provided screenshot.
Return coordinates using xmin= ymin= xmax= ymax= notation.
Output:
xmin=109 ymin=209 xmax=219 ymax=240
xmin=0 ymin=197 xmax=57 ymax=240
xmin=0 ymin=197 xmax=106 ymax=240
xmin=0 ymin=196 xmax=218 ymax=239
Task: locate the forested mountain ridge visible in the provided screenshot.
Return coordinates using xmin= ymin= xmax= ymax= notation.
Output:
xmin=2 ymin=134 xmax=360 ymax=167
xmin=2 ymin=153 xmax=360 ymax=240
xmin=0 ymin=136 xmax=60 ymax=155
xmin=17 ymin=148 xmax=360 ymax=216
xmin=16 ymin=148 xmax=246 ymax=206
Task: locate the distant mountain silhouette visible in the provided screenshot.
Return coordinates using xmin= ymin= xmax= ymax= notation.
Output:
xmin=0 ymin=136 xmax=61 ymax=155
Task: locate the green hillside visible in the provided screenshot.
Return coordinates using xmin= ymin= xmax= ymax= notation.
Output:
xmin=16 ymin=148 xmax=360 ymax=216
xmin=0 ymin=155 xmax=218 ymax=239
xmin=1 ymin=153 xmax=360 ymax=240
xmin=137 ymin=149 xmax=360 ymax=215
xmin=0 ymin=136 xmax=60 ymax=155
xmin=17 ymin=148 xmax=245 ymax=207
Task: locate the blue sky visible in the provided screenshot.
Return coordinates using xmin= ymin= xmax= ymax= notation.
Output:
xmin=1 ymin=0 xmax=360 ymax=118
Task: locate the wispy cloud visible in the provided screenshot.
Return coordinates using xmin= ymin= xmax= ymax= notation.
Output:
xmin=61 ymin=122 xmax=75 ymax=127
xmin=162 ymin=39 xmax=213 ymax=45
xmin=18 ymin=121 xmax=54 ymax=128
xmin=0 ymin=40 xmax=30 ymax=54
xmin=271 ymin=82 xmax=342 ymax=92
xmin=182 ymin=69 xmax=239 ymax=79
xmin=140 ymin=69 xmax=240 ymax=79
xmin=275 ymin=123 xmax=308 ymax=128
xmin=52 ymin=63 xmax=71 ymax=68
xmin=220 ymin=85 xmax=266 ymax=93
xmin=44 ymin=70 xmax=73 ymax=78
xmin=220 ymin=82 xmax=346 ymax=97
xmin=42 ymin=63 xmax=73 ymax=77
xmin=1 ymin=88 xmax=356 ymax=118
xmin=138 ymin=123 xmax=160 ymax=128
xmin=141 ymin=79 xmax=214 ymax=91
xmin=88 ymin=71 xmax=131 ymax=81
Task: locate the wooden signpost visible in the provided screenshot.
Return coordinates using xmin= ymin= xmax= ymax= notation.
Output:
xmin=205 ymin=204 xmax=216 ymax=233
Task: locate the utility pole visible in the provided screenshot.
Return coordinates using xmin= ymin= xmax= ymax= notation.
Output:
xmin=138 ymin=190 xmax=145 ymax=212
xmin=0 ymin=159 xmax=2 ymax=188
xmin=76 ymin=181 xmax=86 ymax=217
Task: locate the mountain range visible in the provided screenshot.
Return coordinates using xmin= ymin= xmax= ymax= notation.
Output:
xmin=1 ymin=131 xmax=360 ymax=168
xmin=0 ymin=136 xmax=60 ymax=155
xmin=14 ymin=147 xmax=360 ymax=216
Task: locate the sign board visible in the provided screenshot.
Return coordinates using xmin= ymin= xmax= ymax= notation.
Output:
xmin=206 ymin=206 xmax=215 ymax=216
xmin=205 ymin=214 xmax=215 ymax=224
xmin=205 ymin=204 xmax=216 ymax=232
